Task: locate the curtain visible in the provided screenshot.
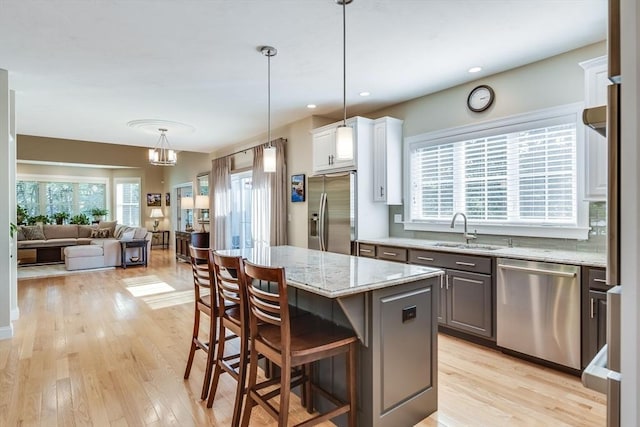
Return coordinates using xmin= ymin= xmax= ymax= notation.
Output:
xmin=252 ymin=138 xmax=287 ymax=247
xmin=211 ymin=156 xmax=232 ymax=250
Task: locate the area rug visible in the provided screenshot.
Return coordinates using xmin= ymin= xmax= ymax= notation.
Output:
xmin=17 ymin=264 xmax=115 ymax=280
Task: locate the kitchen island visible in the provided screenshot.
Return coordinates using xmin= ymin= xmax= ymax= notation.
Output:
xmin=217 ymin=245 xmax=444 ymax=427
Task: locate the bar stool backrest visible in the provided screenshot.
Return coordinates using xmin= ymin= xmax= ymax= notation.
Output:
xmin=242 ymin=260 xmax=291 ymax=353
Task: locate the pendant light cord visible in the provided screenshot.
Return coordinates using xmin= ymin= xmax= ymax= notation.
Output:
xmin=268 ymin=50 xmax=272 ymax=148
xmin=342 ymin=0 xmax=347 ymax=126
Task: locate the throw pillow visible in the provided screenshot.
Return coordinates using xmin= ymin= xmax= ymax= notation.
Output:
xmin=90 ymin=228 xmax=111 ymax=238
xmin=98 ymin=220 xmax=117 ymax=237
xmin=21 ymin=225 xmax=45 ymax=240
xmin=120 ymin=230 xmax=135 ymax=240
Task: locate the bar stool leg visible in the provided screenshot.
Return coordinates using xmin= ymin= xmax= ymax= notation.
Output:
xmin=240 ymin=345 xmax=259 ymax=427
xmin=278 ymin=361 xmax=291 ymax=426
xmin=207 ymin=318 xmax=226 ymax=407
xmin=184 ymin=310 xmax=200 ymax=379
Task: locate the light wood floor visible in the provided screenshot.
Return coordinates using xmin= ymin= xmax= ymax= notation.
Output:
xmin=2 ymin=250 xmax=606 ymax=426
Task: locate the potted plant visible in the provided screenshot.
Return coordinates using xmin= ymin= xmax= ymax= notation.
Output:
xmin=9 ymin=222 xmax=18 ymax=238
xmin=27 ymin=214 xmax=51 ymax=225
xmin=52 ymin=212 xmax=70 ymax=225
xmin=70 ymin=213 xmax=90 ymax=225
xmin=16 ymin=205 xmax=28 ymax=225
xmin=90 ymin=207 xmax=108 ymax=222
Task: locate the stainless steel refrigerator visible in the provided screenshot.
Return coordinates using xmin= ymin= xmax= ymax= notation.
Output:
xmin=307 ymin=172 xmax=356 ymax=255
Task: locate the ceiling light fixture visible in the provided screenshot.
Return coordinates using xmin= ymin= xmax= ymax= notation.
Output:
xmin=148 ymin=128 xmax=177 ymax=166
xmin=335 ymin=0 xmax=354 ymax=161
xmin=261 ymin=46 xmax=277 ymax=173
xmin=468 ymin=66 xmax=482 ymax=73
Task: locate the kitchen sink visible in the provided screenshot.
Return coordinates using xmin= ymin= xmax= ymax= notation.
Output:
xmin=434 ymin=242 xmax=503 ymax=251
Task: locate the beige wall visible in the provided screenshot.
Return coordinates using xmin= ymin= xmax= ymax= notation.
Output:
xmin=14 ymin=41 xmax=606 ymax=250
xmin=369 ymin=42 xmax=605 ymax=139
xmin=16 ymin=135 xmax=176 ymax=231
xmin=202 ymin=41 xmax=605 ymax=249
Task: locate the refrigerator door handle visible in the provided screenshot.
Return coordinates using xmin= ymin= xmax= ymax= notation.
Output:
xmin=319 ymin=192 xmax=327 ymax=251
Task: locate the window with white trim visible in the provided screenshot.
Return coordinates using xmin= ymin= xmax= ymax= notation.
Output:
xmin=115 ymin=178 xmax=141 ymax=226
xmin=405 ymin=104 xmax=589 ymax=239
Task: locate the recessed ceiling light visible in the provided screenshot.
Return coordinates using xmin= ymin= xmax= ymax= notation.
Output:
xmin=307 ymin=104 xmax=317 ymax=109
xmin=468 ymin=66 xmax=482 ymax=73
xmin=359 ymin=91 xmax=370 ymax=97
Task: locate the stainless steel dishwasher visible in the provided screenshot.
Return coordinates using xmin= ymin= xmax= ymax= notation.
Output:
xmin=496 ymin=258 xmax=581 ymax=369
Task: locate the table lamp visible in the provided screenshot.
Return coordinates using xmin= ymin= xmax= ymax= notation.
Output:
xmin=149 ymin=208 xmax=164 ymax=231
xmin=195 ymin=195 xmax=210 ymax=232
xmin=181 ymin=196 xmax=194 ymax=231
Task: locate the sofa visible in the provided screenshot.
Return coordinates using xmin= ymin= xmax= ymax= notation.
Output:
xmin=17 ymin=221 xmax=152 ymax=270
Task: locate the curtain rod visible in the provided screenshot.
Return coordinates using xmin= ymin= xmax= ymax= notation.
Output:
xmin=216 ymin=137 xmax=287 ymax=160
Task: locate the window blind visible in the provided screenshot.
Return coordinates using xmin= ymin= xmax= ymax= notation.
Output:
xmin=410 ymin=118 xmax=577 ymax=227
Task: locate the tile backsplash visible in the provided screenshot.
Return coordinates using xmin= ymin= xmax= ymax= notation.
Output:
xmin=388 ymin=202 xmax=607 ymax=253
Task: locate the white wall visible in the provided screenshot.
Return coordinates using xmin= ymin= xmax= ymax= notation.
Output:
xmin=620 ymin=0 xmax=639 ymax=423
xmin=0 ymin=69 xmax=14 ymax=340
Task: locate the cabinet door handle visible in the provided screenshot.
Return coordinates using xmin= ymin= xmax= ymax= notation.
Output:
xmin=360 ymin=249 xmax=372 ymax=253
xmin=455 ymin=261 xmax=476 ymax=267
xmin=590 ymin=297 xmax=595 ymax=319
xmin=380 ymin=186 xmax=384 ymax=197
xmin=417 ymin=256 xmax=434 ymax=262
xmin=382 ymin=252 xmax=397 ymax=256
xmin=445 ymin=275 xmax=450 ymax=290
xmin=593 ymin=278 xmax=607 ymax=283
xmin=440 ymin=275 xmax=444 ymax=289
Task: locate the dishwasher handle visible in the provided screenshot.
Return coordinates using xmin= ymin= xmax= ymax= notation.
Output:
xmin=497 ymin=263 xmax=577 ymax=278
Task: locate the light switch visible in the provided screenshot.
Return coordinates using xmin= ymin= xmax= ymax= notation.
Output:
xmin=394 ymin=214 xmax=403 ymax=224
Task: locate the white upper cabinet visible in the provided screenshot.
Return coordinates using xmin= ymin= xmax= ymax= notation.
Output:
xmin=311 ymin=117 xmax=371 ymax=174
xmin=372 ymin=117 xmax=403 ymax=204
xmin=580 ymin=56 xmax=608 ymax=201
xmin=311 ymin=123 xmax=357 ymax=173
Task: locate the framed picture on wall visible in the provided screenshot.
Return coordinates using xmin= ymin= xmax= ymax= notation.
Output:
xmin=291 ymin=174 xmax=305 ymax=203
xmin=165 ymin=192 xmax=171 ymax=206
xmin=147 ymin=193 xmax=162 ymax=206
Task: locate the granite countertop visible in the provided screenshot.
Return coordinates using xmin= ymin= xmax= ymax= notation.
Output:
xmin=216 ymin=245 xmax=443 ymax=298
xmin=358 ymin=237 xmax=606 ymax=268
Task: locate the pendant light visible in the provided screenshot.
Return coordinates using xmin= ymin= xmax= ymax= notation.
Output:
xmin=335 ymin=0 xmax=354 ymax=161
xmin=148 ymin=128 xmax=177 ymax=166
xmin=262 ymin=46 xmax=277 ymax=173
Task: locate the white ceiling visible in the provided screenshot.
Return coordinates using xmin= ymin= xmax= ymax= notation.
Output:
xmin=0 ymin=0 xmax=606 ymax=154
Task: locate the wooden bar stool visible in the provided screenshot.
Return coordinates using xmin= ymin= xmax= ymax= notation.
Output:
xmin=183 ymin=246 xmax=218 ymax=401
xmin=206 ymin=251 xmax=249 ymax=427
xmin=240 ymin=260 xmax=358 ymax=427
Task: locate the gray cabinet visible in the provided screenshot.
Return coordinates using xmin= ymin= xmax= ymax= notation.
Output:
xmin=444 ymin=269 xmax=492 ymax=337
xmin=582 ymin=266 xmax=609 ymax=368
xmin=409 ymin=249 xmax=493 ymax=338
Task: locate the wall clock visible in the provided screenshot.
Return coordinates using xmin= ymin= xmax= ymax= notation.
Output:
xmin=467 ymin=85 xmax=495 ymax=112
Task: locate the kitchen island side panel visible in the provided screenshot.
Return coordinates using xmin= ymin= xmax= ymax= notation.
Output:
xmin=295 ymin=277 xmax=439 ymax=427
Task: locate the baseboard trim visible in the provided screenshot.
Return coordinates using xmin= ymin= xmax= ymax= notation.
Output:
xmin=0 ymin=324 xmax=14 ymax=340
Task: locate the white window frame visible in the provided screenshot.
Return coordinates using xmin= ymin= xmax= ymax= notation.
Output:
xmin=17 ymin=173 xmax=110 ymax=216
xmin=114 ymin=177 xmax=141 ymax=226
xmin=403 ymin=103 xmax=590 ymax=239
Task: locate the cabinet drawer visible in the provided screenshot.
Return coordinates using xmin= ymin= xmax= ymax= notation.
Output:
xmin=377 ymin=246 xmax=407 ymax=263
xmin=588 ymin=267 xmax=608 ymax=291
xmin=408 ymin=249 xmax=444 ymax=267
xmin=358 ymin=243 xmax=376 ymax=258
xmin=409 ymin=249 xmax=491 ymax=274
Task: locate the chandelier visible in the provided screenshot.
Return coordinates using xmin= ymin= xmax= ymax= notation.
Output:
xmin=148 ymin=128 xmax=177 ymax=166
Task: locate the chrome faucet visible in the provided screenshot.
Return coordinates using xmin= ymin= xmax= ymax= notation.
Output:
xmin=450 ymin=212 xmax=477 ymax=244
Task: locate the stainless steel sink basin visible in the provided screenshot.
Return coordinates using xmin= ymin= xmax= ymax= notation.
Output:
xmin=434 ymin=242 xmax=503 ymax=251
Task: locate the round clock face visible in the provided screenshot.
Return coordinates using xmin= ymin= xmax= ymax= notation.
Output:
xmin=467 ymin=85 xmax=495 ymax=112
